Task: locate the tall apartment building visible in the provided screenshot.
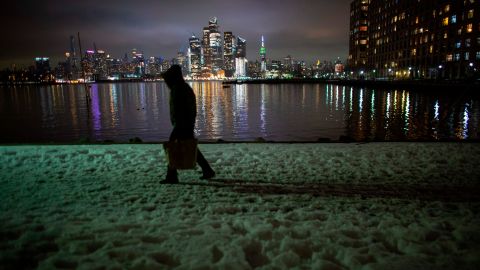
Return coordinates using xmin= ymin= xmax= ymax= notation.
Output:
xmin=349 ymin=0 xmax=369 ymax=72
xmin=224 ymin=31 xmax=236 ymax=77
xmin=189 ymin=35 xmax=202 ymax=78
xmin=349 ymin=0 xmax=479 ymax=79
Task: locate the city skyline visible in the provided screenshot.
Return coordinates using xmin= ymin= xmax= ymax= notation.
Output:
xmin=0 ymin=0 xmax=351 ymax=68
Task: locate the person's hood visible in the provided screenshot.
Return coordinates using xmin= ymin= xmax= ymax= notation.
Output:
xmin=161 ymin=65 xmax=184 ymax=86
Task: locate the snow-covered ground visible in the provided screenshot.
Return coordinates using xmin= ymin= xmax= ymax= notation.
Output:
xmin=1 ymin=143 xmax=479 ymax=269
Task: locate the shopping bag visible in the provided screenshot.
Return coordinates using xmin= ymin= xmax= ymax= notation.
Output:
xmin=163 ymin=139 xmax=198 ymax=170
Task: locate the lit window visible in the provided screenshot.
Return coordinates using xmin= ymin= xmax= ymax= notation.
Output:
xmin=454 ymin=53 xmax=460 ymax=61
xmin=467 ymin=24 xmax=473 ymax=33
xmin=360 ymin=26 xmax=368 ymax=31
xmin=451 ymin=15 xmax=457 ymax=23
xmin=429 ymin=45 xmax=434 ymax=53
xmin=465 ymin=52 xmax=470 ymax=60
xmin=360 ymin=40 xmax=367 ymax=45
xmin=466 ymin=39 xmax=471 ymax=47
xmin=443 ymin=17 xmax=449 ymax=26
xmin=468 ymin=9 xmax=474 ymax=19
xmin=456 ymin=41 xmax=461 ymax=48
xmin=447 ymin=54 xmax=453 ymax=61
xmin=411 ymin=48 xmax=417 ymax=56
xmin=445 ymin=5 xmax=450 ymax=12
xmin=444 ymin=32 xmax=448 ymax=39
xmin=476 ymin=51 xmax=480 ymax=60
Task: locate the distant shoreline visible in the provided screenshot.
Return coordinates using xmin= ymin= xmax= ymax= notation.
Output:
xmin=1 ymin=78 xmax=479 ymax=91
xmin=222 ymin=78 xmax=480 ymax=91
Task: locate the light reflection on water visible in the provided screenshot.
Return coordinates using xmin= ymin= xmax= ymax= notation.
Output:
xmin=0 ymin=82 xmax=479 ymax=142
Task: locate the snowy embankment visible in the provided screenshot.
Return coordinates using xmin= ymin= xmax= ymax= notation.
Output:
xmin=1 ymin=143 xmax=480 ymax=269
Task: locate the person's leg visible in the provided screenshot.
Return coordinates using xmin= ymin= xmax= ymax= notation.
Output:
xmin=161 ymin=128 xmax=179 ymax=184
xmin=197 ymin=148 xmax=215 ymax=179
xmin=163 ymin=165 xmax=178 ymax=182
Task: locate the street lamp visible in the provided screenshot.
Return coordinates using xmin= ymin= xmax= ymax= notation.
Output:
xmin=470 ymin=63 xmax=474 ymax=67
xmin=437 ymin=65 xmax=444 ymax=79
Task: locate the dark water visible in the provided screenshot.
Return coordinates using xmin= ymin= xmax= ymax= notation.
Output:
xmin=0 ymin=82 xmax=479 ymax=142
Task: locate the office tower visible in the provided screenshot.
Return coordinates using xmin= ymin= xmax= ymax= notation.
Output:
xmin=147 ymin=57 xmax=162 ymax=76
xmin=93 ymin=48 xmax=108 ymax=80
xmin=189 ymin=35 xmax=202 ymax=78
xmin=224 ymin=31 xmax=236 ymax=77
xmin=349 ymin=0 xmax=479 ymax=79
xmin=236 ymin=36 xmax=246 ymax=58
xmin=283 ymin=55 xmax=293 ymax=73
xmin=131 ymin=48 xmax=145 ymax=77
xmin=335 ymin=57 xmax=345 ymax=74
xmin=175 ymin=51 xmax=188 ymax=74
xmin=209 ymin=17 xmax=223 ymax=74
xmin=161 ymin=59 xmax=171 ymax=72
xmin=34 ymin=57 xmax=51 ymax=82
xmin=235 ymin=36 xmax=247 ymax=77
xmin=260 ymin=35 xmax=267 ymax=73
xmin=248 ymin=60 xmax=261 ymax=78
xmin=202 ymin=26 xmax=211 ymax=76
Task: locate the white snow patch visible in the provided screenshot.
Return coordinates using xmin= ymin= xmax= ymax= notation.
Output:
xmin=0 ymin=143 xmax=479 ymax=269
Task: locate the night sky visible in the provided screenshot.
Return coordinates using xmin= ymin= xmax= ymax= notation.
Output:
xmin=0 ymin=0 xmax=351 ymax=68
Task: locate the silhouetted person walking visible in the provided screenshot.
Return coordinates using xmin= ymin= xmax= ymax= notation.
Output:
xmin=161 ymin=65 xmax=215 ymax=184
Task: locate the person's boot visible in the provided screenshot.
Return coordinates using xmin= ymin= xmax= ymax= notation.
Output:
xmin=200 ymin=168 xmax=215 ymax=180
xmin=161 ymin=167 xmax=179 ymax=184
xmin=196 ymin=150 xmax=215 ymax=180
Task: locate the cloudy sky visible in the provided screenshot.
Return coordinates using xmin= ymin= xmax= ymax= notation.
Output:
xmin=0 ymin=0 xmax=351 ymax=68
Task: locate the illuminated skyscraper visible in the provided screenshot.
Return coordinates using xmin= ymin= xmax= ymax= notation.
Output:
xmin=260 ymin=35 xmax=267 ymax=73
xmin=175 ymin=51 xmax=188 ymax=75
xmin=202 ymin=26 xmax=211 ymax=75
xmin=224 ymin=31 xmax=236 ymax=77
xmin=236 ymin=36 xmax=246 ymax=58
xmin=209 ymin=17 xmax=223 ymax=74
xmin=235 ymin=36 xmax=247 ymax=77
xmin=131 ymin=48 xmax=145 ymax=77
xmin=283 ymin=55 xmax=293 ymax=73
xmin=189 ymin=35 xmax=202 ymax=78
xmin=94 ymin=49 xmax=108 ymax=80
xmin=34 ymin=57 xmax=52 ymax=82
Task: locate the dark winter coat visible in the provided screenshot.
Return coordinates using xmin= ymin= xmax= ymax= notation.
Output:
xmin=162 ymin=65 xmax=196 ymax=130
